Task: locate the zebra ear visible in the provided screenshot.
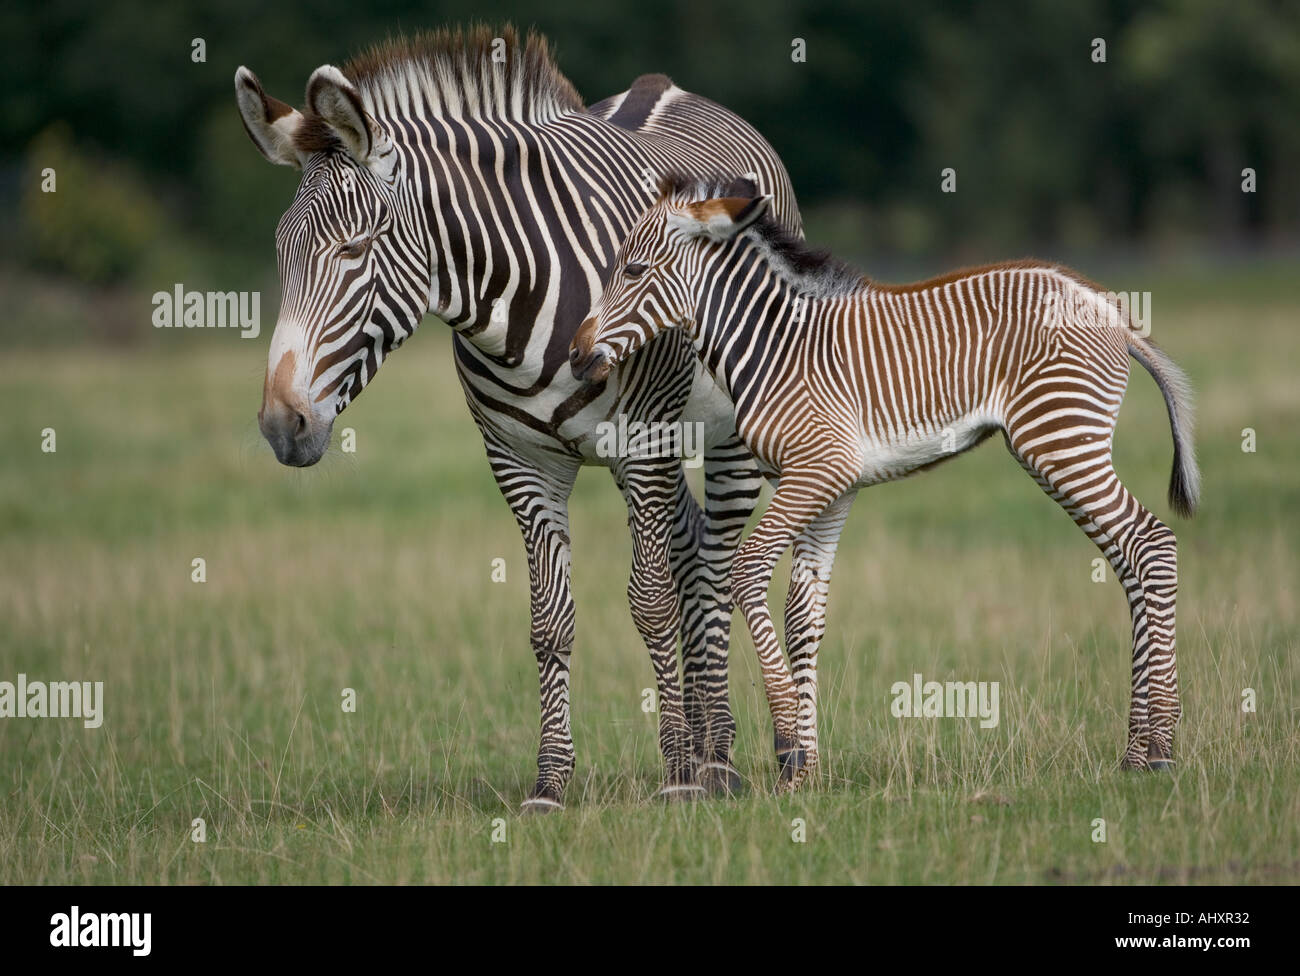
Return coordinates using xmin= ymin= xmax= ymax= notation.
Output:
xmin=235 ymin=66 xmax=305 ymax=168
xmin=669 ymin=194 xmax=773 ymax=241
xmin=306 ymin=65 xmax=383 ymax=164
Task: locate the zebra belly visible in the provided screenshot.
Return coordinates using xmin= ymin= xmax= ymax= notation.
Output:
xmin=465 ymin=347 xmax=738 ymax=466
xmin=563 ymin=363 xmax=740 ymax=465
xmin=854 ymin=413 xmax=1000 ymax=487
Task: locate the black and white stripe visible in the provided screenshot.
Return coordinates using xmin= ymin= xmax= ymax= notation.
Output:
xmin=238 ymin=29 xmax=803 ymax=806
xmin=574 ymin=175 xmax=1200 ymax=785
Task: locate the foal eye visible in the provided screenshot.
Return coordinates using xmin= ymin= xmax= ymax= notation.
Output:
xmin=623 ymin=263 xmax=648 ymax=279
xmin=336 ymin=239 xmax=369 ymax=259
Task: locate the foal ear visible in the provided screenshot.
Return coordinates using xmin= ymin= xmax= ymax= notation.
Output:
xmin=668 ymin=193 xmax=773 ymax=241
xmin=305 ymin=65 xmax=385 ymax=165
xmin=235 ymin=66 xmax=305 ymax=168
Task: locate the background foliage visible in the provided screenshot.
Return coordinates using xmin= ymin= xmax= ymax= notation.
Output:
xmin=2 ymin=0 xmax=1297 ymax=320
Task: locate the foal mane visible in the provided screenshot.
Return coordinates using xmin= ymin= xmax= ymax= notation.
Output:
xmin=659 ymin=172 xmax=868 ymax=300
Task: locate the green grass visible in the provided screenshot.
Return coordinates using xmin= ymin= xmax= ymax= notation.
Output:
xmin=0 ymin=267 xmax=1297 ymax=884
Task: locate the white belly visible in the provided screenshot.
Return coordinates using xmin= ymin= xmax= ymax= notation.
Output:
xmin=855 ymin=413 xmax=998 ymax=486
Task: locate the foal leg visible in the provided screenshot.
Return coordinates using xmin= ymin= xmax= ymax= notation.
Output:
xmin=782 ymin=491 xmax=856 ymax=788
xmin=1007 ymin=432 xmax=1181 ymax=771
xmin=731 ymin=469 xmax=849 ymax=792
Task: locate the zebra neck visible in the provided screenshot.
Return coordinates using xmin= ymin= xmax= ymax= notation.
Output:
xmin=694 ymin=252 xmax=818 ymax=402
xmin=405 ymin=113 xmax=654 ymax=367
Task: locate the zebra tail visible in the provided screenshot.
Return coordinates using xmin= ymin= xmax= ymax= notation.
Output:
xmin=1126 ymin=333 xmax=1201 ymax=518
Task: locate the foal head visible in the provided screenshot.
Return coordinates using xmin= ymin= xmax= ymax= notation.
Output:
xmin=569 ymin=175 xmax=770 ymax=384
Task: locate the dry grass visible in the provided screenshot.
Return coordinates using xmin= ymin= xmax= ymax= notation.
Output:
xmin=0 ymin=268 xmax=1296 ymax=883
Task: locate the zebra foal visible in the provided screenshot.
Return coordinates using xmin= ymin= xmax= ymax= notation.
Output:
xmin=571 ymin=174 xmax=1200 ymax=787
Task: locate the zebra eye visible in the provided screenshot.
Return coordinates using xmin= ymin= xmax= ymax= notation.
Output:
xmin=336 ymin=239 xmax=369 ymax=259
xmin=623 ymin=263 xmax=648 ymax=279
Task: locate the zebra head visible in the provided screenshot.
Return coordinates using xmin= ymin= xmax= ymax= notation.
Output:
xmin=236 ymin=66 xmax=428 ymax=466
xmin=571 ymin=175 xmax=771 ymax=384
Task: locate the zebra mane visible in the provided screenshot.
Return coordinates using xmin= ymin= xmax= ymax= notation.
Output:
xmin=659 ymin=172 xmax=869 ymax=300
xmin=332 ymin=25 xmax=585 ymax=129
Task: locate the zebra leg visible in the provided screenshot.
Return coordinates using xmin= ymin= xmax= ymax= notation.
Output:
xmin=1008 ymin=438 xmax=1181 ymax=772
xmin=617 ymin=458 xmax=701 ymax=800
xmin=665 ymin=470 xmax=715 ymax=779
xmin=731 ymin=471 xmax=845 ymax=792
xmin=684 ymin=434 xmax=764 ymax=794
xmin=1117 ymin=509 xmax=1180 ymax=769
xmin=484 ymin=441 xmax=582 ymax=813
xmin=783 ymin=491 xmax=856 ymax=788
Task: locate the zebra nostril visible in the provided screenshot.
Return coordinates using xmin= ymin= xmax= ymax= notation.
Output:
xmin=294 ymin=411 xmax=307 ymax=437
xmin=570 ymin=351 xmax=589 ymax=381
xmin=573 ymin=349 xmax=608 ymax=384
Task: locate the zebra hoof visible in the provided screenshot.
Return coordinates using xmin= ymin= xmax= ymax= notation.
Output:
xmin=697 ymin=761 xmax=744 ymax=796
xmin=656 ymin=782 xmax=707 ymax=803
xmin=776 ymin=748 xmax=809 ymax=782
xmin=519 ymin=795 xmax=565 ymax=815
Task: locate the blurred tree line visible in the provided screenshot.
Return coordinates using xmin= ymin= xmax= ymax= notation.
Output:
xmin=2 ymin=0 xmax=1297 ymax=301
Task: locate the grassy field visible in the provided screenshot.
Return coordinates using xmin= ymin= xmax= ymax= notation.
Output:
xmin=1 ymin=263 xmax=1297 ymax=884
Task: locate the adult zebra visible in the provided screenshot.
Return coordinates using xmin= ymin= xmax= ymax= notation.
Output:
xmin=235 ymin=27 xmax=802 ymax=809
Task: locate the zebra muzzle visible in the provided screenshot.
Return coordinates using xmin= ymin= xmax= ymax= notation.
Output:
xmin=570 ymin=346 xmax=611 ymax=384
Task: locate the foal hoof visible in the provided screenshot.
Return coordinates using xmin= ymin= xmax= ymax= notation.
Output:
xmin=519 ymin=795 xmax=565 ymax=815
xmin=655 ymin=782 xmax=707 ymax=803
xmin=1147 ymin=740 xmax=1176 ymax=771
xmin=697 ymin=761 xmax=744 ymax=796
xmin=1120 ymin=750 xmax=1149 ymax=771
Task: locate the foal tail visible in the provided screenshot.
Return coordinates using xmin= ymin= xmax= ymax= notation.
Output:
xmin=1127 ymin=333 xmax=1200 ymax=518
